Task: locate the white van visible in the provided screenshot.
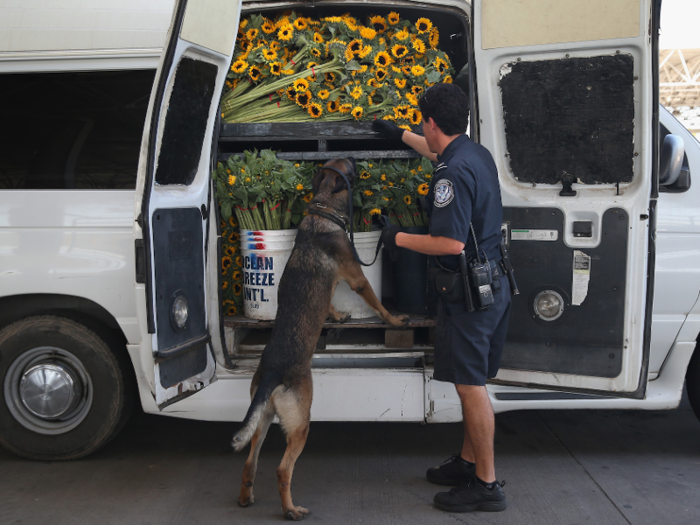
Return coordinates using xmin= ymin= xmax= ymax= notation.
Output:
xmin=1 ymin=0 xmax=697 ymax=461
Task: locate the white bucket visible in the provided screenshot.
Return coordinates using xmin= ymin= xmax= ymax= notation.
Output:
xmin=240 ymin=229 xmax=297 ymax=320
xmin=331 ymin=230 xmax=383 ymax=319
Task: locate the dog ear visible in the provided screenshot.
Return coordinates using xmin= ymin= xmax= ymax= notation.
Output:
xmin=311 ymin=171 xmax=325 ymax=195
xmin=331 ymin=175 xmax=348 ymax=194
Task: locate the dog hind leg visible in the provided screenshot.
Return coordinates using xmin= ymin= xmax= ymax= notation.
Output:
xmin=274 ymin=379 xmax=313 ymax=521
xmin=238 ymin=404 xmax=275 ymax=508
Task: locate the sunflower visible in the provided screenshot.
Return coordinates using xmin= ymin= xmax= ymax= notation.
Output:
xmin=302 ymin=193 xmax=314 ymax=203
xmin=293 ymin=78 xmax=310 ymax=92
xmin=270 ymin=40 xmax=281 ymax=51
xmin=228 ymin=175 xmax=236 ymax=185
xmin=363 ymin=189 xmax=373 ymax=197
xmin=395 ymin=89 xmax=402 ymax=100
xmin=350 ymin=86 xmax=364 ymax=100
xmin=325 ymin=72 xmax=337 ymax=83
xmin=261 ymin=20 xmax=276 ymax=34
xmin=443 ymin=75 xmax=453 ymax=84
xmin=232 ymin=270 xmax=242 ymax=281
xmin=412 ymin=39 xmax=426 ymax=54
xmin=239 ymin=19 xmax=249 ymax=29
xmin=359 ymin=45 xmax=373 ymax=59
xmin=248 ymin=66 xmax=263 ymax=81
xmin=222 ymin=280 xmax=229 ymax=290
xmin=310 ymin=47 xmax=321 ymax=58
xmin=226 ymin=304 xmax=237 ymax=315
xmin=229 ymin=231 xmax=240 ymax=243
xmin=416 ymin=17 xmax=433 ymax=34
xmin=270 ymin=62 xmax=282 ymax=75
xmin=308 ymin=102 xmax=323 ymax=118
xmin=286 ymin=85 xmax=296 ymax=101
xmin=410 ymin=109 xmax=422 ymax=125
xmin=369 ymin=15 xmax=387 ymax=33
xmin=429 ymin=28 xmax=440 ymax=49
xmin=313 ymin=32 xmax=324 ymax=43
xmin=231 ymin=60 xmax=248 ymax=74
xmin=394 ymin=78 xmax=407 ymax=89
xmin=369 ymin=208 xmax=382 ymax=216
xmin=351 ymin=106 xmax=364 ymax=120
xmin=344 ymin=46 xmax=356 ymax=62
xmin=395 ymin=105 xmax=411 ymax=118
xmin=406 ymin=92 xmax=419 ymax=106
xmin=410 ymin=65 xmax=426 ymax=77
xmin=359 ymin=170 xmax=371 ymax=180
xmin=374 ymin=51 xmax=391 ymax=67
xmin=412 ymin=85 xmax=424 ymax=95
xmin=327 ymin=99 xmax=340 ymax=112
xmin=367 ymin=78 xmax=380 ymax=88
xmin=375 ymin=68 xmax=388 ymax=82
xmin=360 ymin=26 xmax=377 ymax=40
xmin=435 ymin=57 xmax=449 ymax=74
xmin=296 ymin=90 xmax=312 ymax=107
xmin=235 ymin=255 xmax=242 ymax=267
xmin=391 ymin=44 xmax=408 ymax=59
xmin=278 ymin=24 xmax=293 ymax=41
xmin=317 ymin=89 xmax=330 ymax=100
xmin=233 ymin=283 xmax=243 ymax=295
xmin=293 ymin=17 xmax=308 ymax=30
xmin=404 ymin=195 xmax=412 ymax=205
xmin=339 ymin=103 xmax=353 ymax=113
xmin=388 ymin=12 xmax=400 ymax=25
xmin=262 ymin=48 xmax=277 ymax=61
xmin=222 ymin=256 xmax=232 ymax=271
xmin=395 ymin=29 xmax=409 ymax=41
xmin=246 ymin=28 xmax=259 ymax=41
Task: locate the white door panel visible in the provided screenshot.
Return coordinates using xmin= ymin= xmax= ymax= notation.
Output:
xmin=474 ymin=0 xmax=658 ymax=394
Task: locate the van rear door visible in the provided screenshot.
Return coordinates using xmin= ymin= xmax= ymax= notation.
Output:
xmin=473 ymin=0 xmax=660 ymax=396
xmin=135 ymin=0 xmax=241 ymax=408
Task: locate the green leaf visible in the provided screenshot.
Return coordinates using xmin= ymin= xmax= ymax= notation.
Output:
xmin=221 ymin=201 xmax=232 ymax=221
xmin=427 ymin=70 xmax=442 ymax=84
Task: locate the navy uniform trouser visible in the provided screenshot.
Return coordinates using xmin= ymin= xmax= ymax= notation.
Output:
xmin=433 ymin=272 xmax=511 ymax=386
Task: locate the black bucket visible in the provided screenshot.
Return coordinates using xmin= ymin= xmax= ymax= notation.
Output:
xmin=391 ymin=225 xmax=430 ymax=314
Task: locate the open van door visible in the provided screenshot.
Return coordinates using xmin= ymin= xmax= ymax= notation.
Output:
xmin=473 ymin=0 xmax=660 ymax=396
xmin=135 ymin=0 xmax=241 ymax=408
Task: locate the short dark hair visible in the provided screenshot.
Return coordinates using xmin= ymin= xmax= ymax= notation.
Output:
xmin=418 ymin=83 xmax=469 ymax=136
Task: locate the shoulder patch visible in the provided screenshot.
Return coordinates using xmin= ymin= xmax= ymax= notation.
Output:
xmin=434 ymin=179 xmax=454 ymax=208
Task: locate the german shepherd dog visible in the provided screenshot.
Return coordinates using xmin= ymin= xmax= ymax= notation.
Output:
xmin=232 ymin=158 xmax=407 ymax=520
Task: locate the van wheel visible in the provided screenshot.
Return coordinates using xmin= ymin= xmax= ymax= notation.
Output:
xmin=0 ymin=316 xmax=130 ymax=460
xmin=687 ymin=348 xmax=700 ymax=423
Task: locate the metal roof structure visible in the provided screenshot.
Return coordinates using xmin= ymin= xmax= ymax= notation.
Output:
xmin=660 ymin=49 xmax=700 ymax=108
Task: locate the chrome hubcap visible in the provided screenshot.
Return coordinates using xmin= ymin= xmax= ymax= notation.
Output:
xmin=5 ymin=346 xmax=93 ymax=435
xmin=19 ymin=363 xmax=82 ymax=419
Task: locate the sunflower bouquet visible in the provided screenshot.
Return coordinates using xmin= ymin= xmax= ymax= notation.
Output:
xmin=221 ymin=11 xmax=454 ymax=127
xmin=382 ymin=157 xmax=434 ymax=227
xmin=212 ymin=149 xmax=316 ymax=230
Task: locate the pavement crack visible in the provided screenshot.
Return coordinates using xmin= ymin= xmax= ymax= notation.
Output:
xmin=536 ymin=411 xmax=633 ymax=525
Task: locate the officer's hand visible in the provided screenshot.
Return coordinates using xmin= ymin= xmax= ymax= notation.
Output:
xmin=372 ymin=119 xmax=405 ymax=141
xmin=380 ymin=224 xmax=401 ymax=251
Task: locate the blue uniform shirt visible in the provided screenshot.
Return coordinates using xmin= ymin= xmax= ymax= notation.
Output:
xmin=426 ymin=134 xmax=503 ymax=269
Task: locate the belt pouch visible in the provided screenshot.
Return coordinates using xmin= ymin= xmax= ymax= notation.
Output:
xmin=430 ymin=268 xmax=464 ymax=303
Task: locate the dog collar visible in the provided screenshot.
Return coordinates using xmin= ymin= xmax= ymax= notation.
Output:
xmin=308 ymin=204 xmax=347 ymax=230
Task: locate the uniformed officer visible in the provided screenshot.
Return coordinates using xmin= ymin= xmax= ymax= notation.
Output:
xmin=374 ymin=83 xmax=510 ymax=513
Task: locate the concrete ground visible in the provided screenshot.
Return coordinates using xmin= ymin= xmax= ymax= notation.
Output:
xmin=1 ymin=392 xmax=699 ymax=525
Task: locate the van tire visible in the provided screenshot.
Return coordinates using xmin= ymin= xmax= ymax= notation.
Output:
xmin=0 ymin=316 xmax=130 ymax=460
xmin=686 ymin=348 xmax=700 ymax=423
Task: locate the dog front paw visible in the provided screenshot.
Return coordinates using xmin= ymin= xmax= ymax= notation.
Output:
xmin=284 ymin=506 xmax=311 ymax=521
xmin=238 ymin=492 xmax=254 ymax=507
xmin=386 ymin=314 xmax=409 ymax=327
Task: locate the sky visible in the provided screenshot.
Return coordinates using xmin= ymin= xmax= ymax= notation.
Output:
xmin=660 ymin=0 xmax=700 ymax=49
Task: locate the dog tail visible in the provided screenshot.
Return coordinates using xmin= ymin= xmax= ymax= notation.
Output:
xmin=231 ymin=372 xmax=282 ymax=452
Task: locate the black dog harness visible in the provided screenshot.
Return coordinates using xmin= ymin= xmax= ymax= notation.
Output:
xmin=307 ymin=165 xmax=382 ymax=267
